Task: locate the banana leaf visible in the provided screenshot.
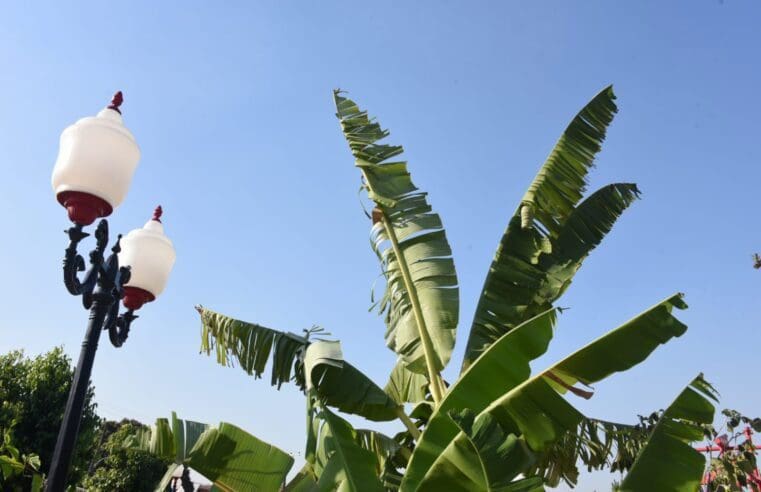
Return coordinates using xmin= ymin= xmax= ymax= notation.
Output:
xmin=285 ymin=464 xmax=319 ymax=492
xmin=527 ymin=416 xmax=654 ymax=487
xmin=311 ymin=403 xmax=385 ymax=492
xmin=617 ymin=374 xmax=717 ymax=491
xmin=304 ymin=341 xmax=400 ymax=422
xmin=131 ymin=413 xmax=294 ymax=492
xmin=403 ymin=294 xmax=687 ymax=491
xmin=334 ymin=91 xmax=459 ymax=376
xmin=462 ymin=87 xmax=639 ymax=371
xmin=384 ymin=359 xmax=428 ymax=405
xmin=186 ymin=422 xmax=294 ymax=492
xmin=417 ymin=409 xmax=541 ymax=492
xmin=199 ymin=308 xmax=399 ymax=422
xmin=199 ymin=306 xmax=308 ymax=388
xmin=355 ymin=429 xmax=405 ymax=489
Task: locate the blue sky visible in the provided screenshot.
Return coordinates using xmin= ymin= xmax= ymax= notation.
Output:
xmin=1 ymin=1 xmax=760 ymax=489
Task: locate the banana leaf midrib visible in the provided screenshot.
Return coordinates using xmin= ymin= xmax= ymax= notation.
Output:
xmin=371 ymin=182 xmax=444 ymax=404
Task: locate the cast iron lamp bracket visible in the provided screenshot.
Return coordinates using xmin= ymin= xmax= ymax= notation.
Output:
xmin=62 ymin=218 xmax=138 ymax=348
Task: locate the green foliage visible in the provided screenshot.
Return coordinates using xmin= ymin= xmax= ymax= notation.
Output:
xmin=617 ymin=375 xmax=718 ymax=491
xmin=199 ymin=308 xmax=401 ymax=422
xmin=82 ymin=421 xmax=170 ymax=492
xmin=132 ymin=412 xmax=294 ymax=492
xmin=198 ymin=306 xmax=309 ymax=389
xmin=334 ymin=90 xmax=459 ymax=380
xmin=0 ymin=423 xmax=43 ymax=491
xmin=308 ymin=400 xmax=384 ymax=492
xmin=527 ymin=413 xmax=658 ymax=487
xmin=462 ymin=86 xmax=639 ymax=371
xmin=418 ymin=409 xmax=539 ymax=491
xmin=197 ymin=87 xmax=703 ymax=491
xmin=0 ymin=347 xmax=98 ymax=486
xmin=402 ymin=296 xmax=687 ymax=491
xmin=384 ymin=361 xmax=428 ymax=405
xmin=702 ymin=409 xmax=761 ymax=492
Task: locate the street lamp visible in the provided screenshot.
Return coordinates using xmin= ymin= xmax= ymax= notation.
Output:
xmin=46 ymin=92 xmax=176 ymax=491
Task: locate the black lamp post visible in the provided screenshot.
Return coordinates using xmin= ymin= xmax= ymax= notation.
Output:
xmin=46 ymin=93 xmax=175 ymax=491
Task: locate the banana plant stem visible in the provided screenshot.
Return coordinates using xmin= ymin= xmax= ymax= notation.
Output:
xmin=435 ymin=376 xmax=447 ymax=400
xmin=379 ymin=212 xmax=444 ymax=405
xmin=396 ymin=407 xmax=421 ymax=440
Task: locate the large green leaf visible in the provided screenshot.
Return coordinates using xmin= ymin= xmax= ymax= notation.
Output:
xmin=617 ymin=375 xmax=717 ymax=491
xmin=462 ymin=87 xmax=637 ymax=371
xmin=402 ymin=309 xmax=558 ymax=490
xmin=285 ymin=464 xmax=319 ymax=492
xmin=132 ymin=413 xmax=293 ymax=492
xmin=550 ymin=183 xmax=641 ymax=266
xmin=312 ymin=403 xmax=385 ymax=492
xmin=146 ymin=417 xmax=177 ymax=462
xmin=402 ymin=294 xmax=687 ymax=491
xmin=199 ymin=306 xmax=308 ymax=388
xmin=417 ymin=409 xmax=541 ymax=492
xmin=186 ymin=422 xmax=294 ymax=492
xmin=199 ymin=308 xmax=399 ymax=422
xmin=355 ymin=429 xmax=405 ymax=489
xmin=334 ymin=91 xmax=459 ymax=376
xmin=520 ymin=86 xmax=619 ymax=234
xmin=384 ymin=359 xmax=428 ymax=405
xmin=304 ymin=341 xmax=400 ymax=422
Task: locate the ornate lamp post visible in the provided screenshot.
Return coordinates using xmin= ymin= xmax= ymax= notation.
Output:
xmin=46 ymin=93 xmax=176 ymax=491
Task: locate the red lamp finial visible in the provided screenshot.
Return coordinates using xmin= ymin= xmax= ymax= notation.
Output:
xmin=108 ymin=91 xmax=124 ymax=114
xmin=152 ymin=205 xmax=163 ymax=223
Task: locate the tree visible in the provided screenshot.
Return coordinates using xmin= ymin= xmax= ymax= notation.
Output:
xmin=0 ymin=347 xmax=98 ymax=486
xmin=194 ymin=87 xmax=709 ymax=490
xmin=0 ymin=423 xmax=43 ymax=491
xmin=82 ymin=420 xmax=170 ymax=492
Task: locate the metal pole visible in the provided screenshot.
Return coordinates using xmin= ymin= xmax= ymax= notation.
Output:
xmin=45 ymin=292 xmax=114 ymax=492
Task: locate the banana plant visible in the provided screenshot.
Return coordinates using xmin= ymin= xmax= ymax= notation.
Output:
xmin=196 ymin=87 xmax=705 ymax=490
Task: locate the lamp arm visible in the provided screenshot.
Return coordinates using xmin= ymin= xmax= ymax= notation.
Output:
xmin=63 ymin=220 xmax=109 ymax=309
xmin=108 ymin=309 xmax=138 ymax=347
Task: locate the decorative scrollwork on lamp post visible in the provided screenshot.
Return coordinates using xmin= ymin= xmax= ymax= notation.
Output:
xmin=46 ymin=93 xmax=175 ymax=492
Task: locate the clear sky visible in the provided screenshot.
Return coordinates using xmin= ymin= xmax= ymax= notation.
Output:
xmin=1 ymin=1 xmax=759 ymax=489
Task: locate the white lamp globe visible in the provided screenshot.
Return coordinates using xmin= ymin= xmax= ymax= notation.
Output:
xmin=51 ymin=91 xmax=141 ymax=225
xmin=118 ymin=206 xmax=176 ymax=310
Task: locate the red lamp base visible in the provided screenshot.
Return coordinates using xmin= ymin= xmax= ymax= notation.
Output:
xmin=122 ymin=286 xmax=155 ymax=311
xmin=57 ymin=191 xmax=113 ymax=226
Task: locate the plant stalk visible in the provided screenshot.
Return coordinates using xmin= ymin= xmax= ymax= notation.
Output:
xmin=396 ymin=407 xmax=421 ymax=440
xmin=379 ymin=212 xmax=444 ymax=405
xmin=435 ymin=375 xmax=447 ymax=399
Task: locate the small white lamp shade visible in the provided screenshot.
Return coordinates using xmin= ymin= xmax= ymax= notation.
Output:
xmin=51 ymin=91 xmax=140 ymax=225
xmin=118 ymin=206 xmax=176 ymax=310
